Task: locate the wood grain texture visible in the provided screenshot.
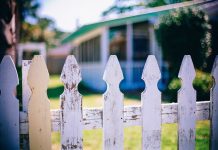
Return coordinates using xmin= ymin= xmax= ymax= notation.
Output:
xmin=0 ymin=56 xmax=19 ymax=150
xmin=22 ymin=60 xmax=32 ymax=150
xmin=103 ymin=55 xmax=124 ymax=150
xmin=19 ymin=101 xmax=210 ymax=134
xmin=178 ymin=55 xmax=196 ymax=150
xmin=27 ymin=55 xmax=51 ymax=150
xmin=60 ymin=55 xmax=83 ymax=150
xmin=17 ymin=54 xmax=217 ymax=150
xmin=22 ymin=60 xmax=32 ymax=112
xmin=141 ymin=55 xmax=161 ymax=150
xmin=210 ymin=55 xmax=218 ymax=149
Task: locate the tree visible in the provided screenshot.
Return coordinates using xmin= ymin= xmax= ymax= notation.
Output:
xmin=0 ymin=0 xmax=16 ymax=62
xmin=102 ymin=0 xmax=191 ymax=17
xmin=20 ymin=17 xmax=65 ymax=49
xmin=155 ymin=7 xmax=211 ymax=78
xmin=0 ymin=0 xmax=40 ymax=62
xmin=102 ymin=0 xmax=146 ymax=17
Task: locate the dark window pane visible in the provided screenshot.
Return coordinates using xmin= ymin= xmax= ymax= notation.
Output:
xmin=109 ymin=25 xmax=127 ymax=61
xmin=133 ymin=21 xmax=150 ymax=61
xmin=77 ymin=35 xmax=101 ymax=63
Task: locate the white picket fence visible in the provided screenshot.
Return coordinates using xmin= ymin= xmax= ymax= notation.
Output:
xmin=0 ymin=54 xmax=217 ymax=150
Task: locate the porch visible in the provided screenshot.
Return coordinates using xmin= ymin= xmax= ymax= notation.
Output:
xmin=73 ymin=20 xmax=163 ymax=91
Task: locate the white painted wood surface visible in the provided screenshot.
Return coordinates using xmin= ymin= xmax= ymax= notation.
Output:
xmin=178 ymin=55 xmax=196 ymax=150
xmin=60 ymin=55 xmax=83 ymax=150
xmin=0 ymin=56 xmax=19 ymax=149
xmin=103 ymin=55 xmax=124 ymax=150
xmin=22 ymin=60 xmax=32 ymax=112
xmin=19 ymin=101 xmax=210 ymax=134
xmin=27 ymin=56 xmax=51 ymax=150
xmin=141 ymin=55 xmax=161 ymax=150
xmin=10 ymin=56 xmax=218 ymax=149
xmin=22 ymin=60 xmax=32 ymax=150
xmin=210 ymin=55 xmax=218 ymax=149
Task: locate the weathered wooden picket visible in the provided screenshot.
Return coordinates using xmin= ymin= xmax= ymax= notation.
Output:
xmin=0 ymin=54 xmax=217 ymax=150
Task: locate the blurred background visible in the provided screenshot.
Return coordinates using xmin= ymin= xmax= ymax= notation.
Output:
xmin=1 ymin=0 xmax=218 ymax=149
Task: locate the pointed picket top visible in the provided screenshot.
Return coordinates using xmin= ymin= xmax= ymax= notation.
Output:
xmin=0 ymin=55 xmax=19 ymax=149
xmin=178 ymin=55 xmax=196 ymax=84
xmin=141 ymin=55 xmax=161 ymax=150
xmin=103 ymin=55 xmax=123 ymax=86
xmin=178 ymin=55 xmax=196 ymax=149
xmin=0 ymin=55 xmax=19 ymax=91
xmin=28 ymin=55 xmax=49 ymax=91
xmin=103 ymin=55 xmax=124 ymax=150
xmin=28 ymin=55 xmax=51 ymax=150
xmin=212 ymin=56 xmax=218 ymax=82
xmin=60 ymin=55 xmax=83 ymax=150
xmin=141 ymin=55 xmax=161 ymax=86
xmin=60 ymin=55 xmax=81 ymax=91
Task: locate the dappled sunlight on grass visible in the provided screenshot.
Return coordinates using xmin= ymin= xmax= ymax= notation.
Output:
xmin=124 ymin=126 xmax=141 ymax=150
xmin=83 ymin=129 xmax=103 ymax=150
xmin=196 ymin=120 xmax=210 ymax=149
xmin=51 ymin=121 xmax=210 ymax=150
xmin=52 ymin=132 xmax=60 ymax=150
xmin=48 ymin=75 xmax=62 ymax=88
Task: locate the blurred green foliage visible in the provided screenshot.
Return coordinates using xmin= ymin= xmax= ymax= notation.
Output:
xmin=168 ymin=70 xmax=213 ymax=101
xmin=147 ymin=0 xmax=167 ymax=7
xmin=17 ymin=0 xmax=66 ymax=49
xmin=147 ymin=0 xmax=191 ymax=7
xmin=155 ymin=7 xmax=211 ymax=78
xmin=16 ymin=67 xmax=22 ymax=110
xmin=21 ymin=18 xmax=66 ymax=49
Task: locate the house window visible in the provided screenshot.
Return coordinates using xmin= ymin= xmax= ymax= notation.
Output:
xmin=109 ymin=25 xmax=127 ymax=61
xmin=23 ymin=50 xmax=40 ymax=60
xmin=77 ymin=36 xmax=101 ymax=63
xmin=133 ymin=21 xmax=150 ymax=61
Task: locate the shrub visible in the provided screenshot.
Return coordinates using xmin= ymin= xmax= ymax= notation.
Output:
xmin=155 ymin=7 xmax=211 ymax=78
xmin=168 ymin=70 xmax=213 ymax=101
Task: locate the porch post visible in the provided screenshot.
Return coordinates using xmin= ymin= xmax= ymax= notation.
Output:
xmin=126 ymin=23 xmax=133 ymax=85
xmin=149 ymin=24 xmax=162 ymax=67
xmin=101 ymin=26 xmax=109 ymax=65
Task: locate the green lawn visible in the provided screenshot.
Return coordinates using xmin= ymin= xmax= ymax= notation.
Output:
xmin=48 ymin=75 xmax=210 ymax=150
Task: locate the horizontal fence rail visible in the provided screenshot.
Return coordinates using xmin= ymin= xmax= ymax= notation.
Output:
xmin=19 ymin=101 xmax=210 ymax=134
xmin=0 ymin=54 xmax=217 ymax=150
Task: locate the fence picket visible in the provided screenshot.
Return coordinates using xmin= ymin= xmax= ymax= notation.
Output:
xmin=210 ymin=55 xmax=218 ymax=149
xmin=178 ymin=55 xmax=196 ymax=150
xmin=27 ymin=55 xmax=51 ymax=150
xmin=22 ymin=60 xmax=32 ymax=112
xmin=60 ymin=55 xmax=83 ymax=150
xmin=22 ymin=60 xmax=32 ymax=150
xmin=1 ymin=54 xmax=217 ymax=149
xmin=103 ymin=55 xmax=124 ymax=150
xmin=0 ymin=56 xmax=19 ymax=149
xmin=141 ymin=55 xmax=161 ymax=150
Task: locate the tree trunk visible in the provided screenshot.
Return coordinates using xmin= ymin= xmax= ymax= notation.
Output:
xmin=0 ymin=0 xmax=16 ymax=63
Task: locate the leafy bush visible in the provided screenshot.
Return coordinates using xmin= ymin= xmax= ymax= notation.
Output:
xmin=168 ymin=70 xmax=213 ymax=101
xmin=155 ymin=7 xmax=211 ymax=78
